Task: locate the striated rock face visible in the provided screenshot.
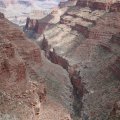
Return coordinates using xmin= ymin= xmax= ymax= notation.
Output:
xmin=38 ymin=6 xmax=105 ymax=64
xmin=76 ymin=0 xmax=120 ymax=12
xmin=39 ymin=52 xmax=74 ymax=114
xmin=5 ymin=1 xmax=120 ymax=119
xmin=36 ymin=1 xmax=120 ymax=119
xmin=0 ymin=12 xmax=74 ymax=120
xmin=60 ymin=14 xmax=91 ymax=38
xmin=24 ymin=7 xmax=69 ymax=39
xmin=41 ymin=36 xmax=69 ymax=70
xmin=110 ymin=2 xmax=120 ymax=12
xmin=41 ymin=35 xmax=85 ymax=98
xmin=40 ymin=33 xmax=85 ymax=119
xmin=0 ymin=12 xmax=46 ymax=120
xmin=24 ymin=15 xmax=53 ymax=36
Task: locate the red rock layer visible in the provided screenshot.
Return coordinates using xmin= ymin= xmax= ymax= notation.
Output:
xmin=76 ymin=0 xmax=120 ymax=12
xmin=0 ymin=13 xmax=46 ymax=120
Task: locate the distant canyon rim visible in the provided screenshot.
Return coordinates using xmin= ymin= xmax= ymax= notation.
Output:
xmin=0 ymin=0 xmax=66 ymax=26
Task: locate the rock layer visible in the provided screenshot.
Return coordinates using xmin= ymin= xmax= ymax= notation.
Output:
xmin=76 ymin=0 xmax=120 ymax=12
xmin=0 ymin=12 xmax=73 ymax=120
xmin=36 ymin=2 xmax=120 ymax=120
xmin=0 ymin=12 xmax=46 ymax=120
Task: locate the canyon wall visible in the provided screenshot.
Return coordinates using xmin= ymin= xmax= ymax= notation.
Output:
xmin=0 ymin=12 xmax=74 ymax=120
xmin=76 ymin=0 xmax=120 ymax=12
xmin=37 ymin=1 xmax=120 ymax=120
xmin=0 ymin=12 xmax=46 ymax=120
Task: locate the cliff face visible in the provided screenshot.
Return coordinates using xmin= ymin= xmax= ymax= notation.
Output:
xmin=0 ymin=12 xmax=74 ymax=120
xmin=4 ymin=0 xmax=120 ymax=119
xmin=36 ymin=1 xmax=120 ymax=119
xmin=76 ymin=0 xmax=120 ymax=12
xmin=0 ymin=13 xmax=46 ymax=120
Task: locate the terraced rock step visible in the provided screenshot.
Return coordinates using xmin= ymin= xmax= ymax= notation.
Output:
xmin=76 ymin=0 xmax=120 ymax=12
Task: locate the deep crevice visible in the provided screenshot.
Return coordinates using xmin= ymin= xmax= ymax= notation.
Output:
xmin=40 ymin=35 xmax=86 ymax=119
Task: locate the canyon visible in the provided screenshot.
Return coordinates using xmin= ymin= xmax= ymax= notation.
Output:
xmin=0 ymin=0 xmax=120 ymax=120
xmin=0 ymin=12 xmax=73 ymax=120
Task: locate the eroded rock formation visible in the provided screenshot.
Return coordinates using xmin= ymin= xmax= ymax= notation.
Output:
xmin=40 ymin=35 xmax=85 ymax=119
xmin=36 ymin=1 xmax=120 ymax=119
xmin=76 ymin=0 xmax=120 ymax=12
xmin=0 ymin=12 xmax=74 ymax=120
xmin=0 ymin=12 xmax=46 ymax=120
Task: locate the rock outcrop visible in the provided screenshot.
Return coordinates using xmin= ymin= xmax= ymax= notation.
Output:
xmin=5 ymin=0 xmax=120 ymax=119
xmin=76 ymin=0 xmax=120 ymax=12
xmin=0 ymin=12 xmax=74 ymax=120
xmin=41 ymin=35 xmax=69 ymax=70
xmin=0 ymin=12 xmax=46 ymax=120
xmin=36 ymin=1 xmax=120 ymax=120
xmin=24 ymin=15 xmax=54 ymax=36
